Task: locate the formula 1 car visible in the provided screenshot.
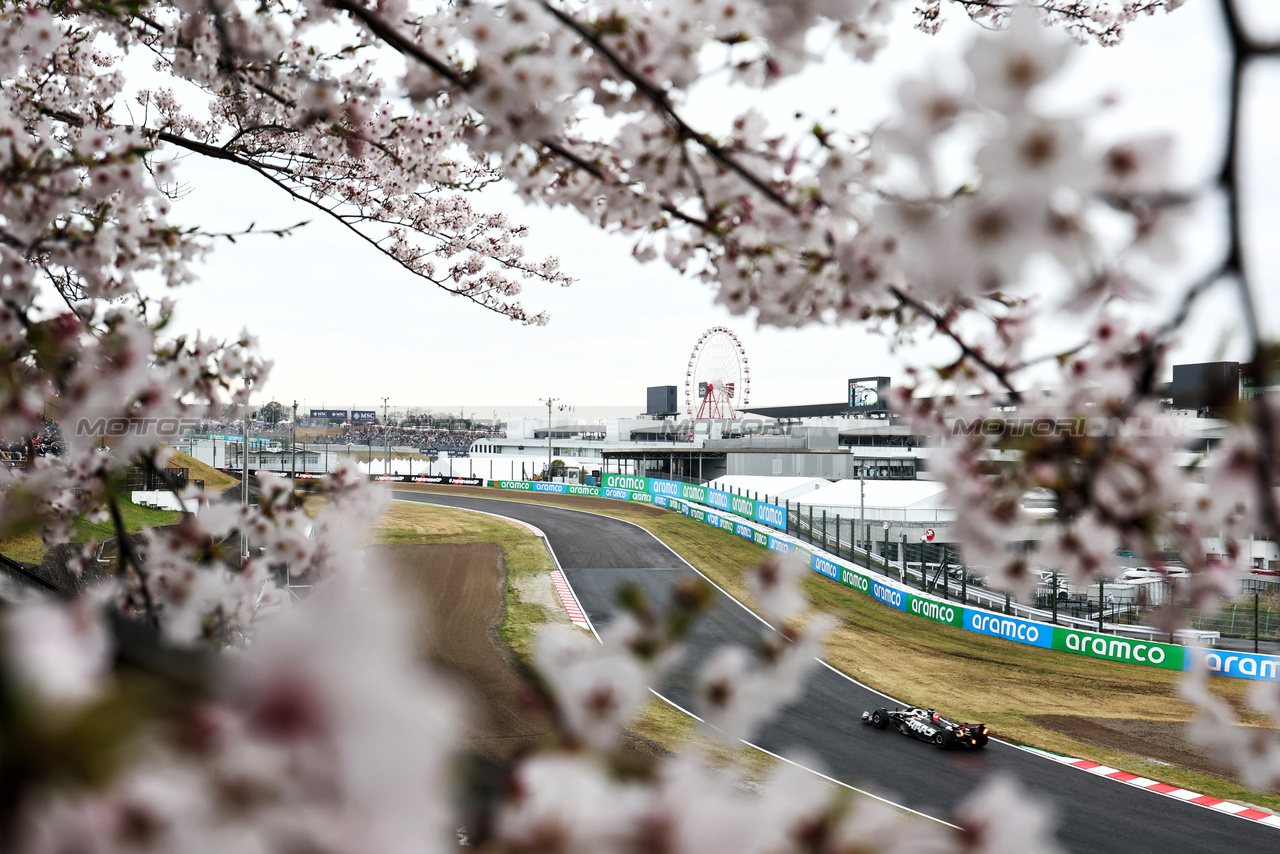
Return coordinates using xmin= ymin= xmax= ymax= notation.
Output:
xmin=860 ymin=706 xmax=989 ymax=749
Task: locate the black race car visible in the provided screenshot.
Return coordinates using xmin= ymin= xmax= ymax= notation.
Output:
xmin=860 ymin=705 xmax=989 ymax=749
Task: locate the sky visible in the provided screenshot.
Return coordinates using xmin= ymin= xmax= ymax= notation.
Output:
xmin=142 ymin=0 xmax=1279 ymax=420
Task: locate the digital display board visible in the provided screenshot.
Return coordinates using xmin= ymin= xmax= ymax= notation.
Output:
xmin=848 ymin=377 xmax=891 ymax=413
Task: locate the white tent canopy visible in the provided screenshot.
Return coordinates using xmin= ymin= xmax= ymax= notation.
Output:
xmin=794 ymin=480 xmax=953 ymax=523
xmin=705 ymin=475 xmax=830 ymax=503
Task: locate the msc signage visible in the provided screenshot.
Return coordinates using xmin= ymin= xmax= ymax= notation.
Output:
xmin=966 ymin=612 xmax=1052 ymax=648
xmin=1188 ymin=649 xmax=1280 ymax=680
xmin=1053 ymin=630 xmax=1182 ymax=670
xmin=351 ymin=410 xmax=377 ymax=423
xmin=309 ymin=408 xmax=347 ymax=420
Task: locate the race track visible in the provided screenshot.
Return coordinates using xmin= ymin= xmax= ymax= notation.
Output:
xmin=395 ymin=490 xmax=1275 ymax=854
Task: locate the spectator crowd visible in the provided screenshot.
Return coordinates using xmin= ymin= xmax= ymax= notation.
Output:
xmin=1 ymin=419 xmax=65 ymax=462
xmin=311 ymin=426 xmax=502 ymax=456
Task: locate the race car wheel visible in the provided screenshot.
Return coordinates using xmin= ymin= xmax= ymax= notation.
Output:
xmin=933 ymin=732 xmax=948 ymax=749
xmin=974 ymin=733 xmax=989 ymax=748
xmin=871 ymin=709 xmax=888 ymax=729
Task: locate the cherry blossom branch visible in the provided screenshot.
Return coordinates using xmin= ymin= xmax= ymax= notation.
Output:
xmin=325 ymin=0 xmax=471 ymax=89
xmin=108 ymin=492 xmax=159 ymax=630
xmin=889 ymin=286 xmax=1024 ymax=403
xmin=537 ymin=138 xmax=720 ymax=234
xmin=537 ymin=0 xmax=800 ymax=216
xmin=1219 ymin=0 xmax=1280 ymax=544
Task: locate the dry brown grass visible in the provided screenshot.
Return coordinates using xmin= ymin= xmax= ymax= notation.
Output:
xmin=396 ymin=484 xmax=1280 ymax=809
xmin=168 ymin=448 xmax=238 ymax=493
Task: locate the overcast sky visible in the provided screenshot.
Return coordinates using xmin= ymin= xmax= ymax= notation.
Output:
xmin=143 ymin=0 xmax=1278 ymax=419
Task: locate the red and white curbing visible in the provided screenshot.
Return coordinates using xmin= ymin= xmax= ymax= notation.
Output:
xmin=1021 ymin=747 xmax=1280 ymax=829
xmin=550 ymin=570 xmax=591 ymax=629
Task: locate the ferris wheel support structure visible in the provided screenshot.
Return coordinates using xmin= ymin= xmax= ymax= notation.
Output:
xmin=685 ymin=327 xmax=750 ymax=421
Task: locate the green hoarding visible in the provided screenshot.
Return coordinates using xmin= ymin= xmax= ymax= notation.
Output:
xmin=1051 ymin=628 xmax=1184 ymax=670
xmin=904 ymin=592 xmax=965 ymax=627
xmin=602 ymin=474 xmax=650 ymax=492
xmin=680 ymin=483 xmax=707 ymax=503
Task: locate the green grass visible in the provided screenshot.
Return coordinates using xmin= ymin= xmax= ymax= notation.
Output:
xmin=0 ymin=499 xmax=181 ymax=566
xmin=394 ymin=484 xmax=1280 ymax=810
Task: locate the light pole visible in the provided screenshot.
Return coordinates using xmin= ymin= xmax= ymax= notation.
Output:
xmin=540 ymin=396 xmax=558 ymax=482
xmin=291 ymin=400 xmax=298 ymax=480
xmin=241 ymin=375 xmax=251 ymax=562
xmin=858 ymin=462 xmax=866 ymax=557
xmin=382 ymin=397 xmax=390 ymax=475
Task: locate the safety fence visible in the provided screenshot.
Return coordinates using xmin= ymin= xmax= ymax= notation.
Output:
xmin=488 ymin=477 xmax=1276 ymax=682
xmin=224 ymin=468 xmax=1274 ymax=680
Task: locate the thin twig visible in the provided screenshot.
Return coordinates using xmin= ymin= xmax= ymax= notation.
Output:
xmin=108 ymin=492 xmax=159 ymax=630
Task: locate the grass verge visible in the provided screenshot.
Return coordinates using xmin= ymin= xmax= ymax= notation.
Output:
xmin=394 ymin=484 xmax=1280 ymax=810
xmin=372 ymin=501 xmax=553 ymax=662
xmin=376 ymin=497 xmax=779 ymax=778
xmin=168 ymin=448 xmax=239 ymax=493
xmin=0 ymin=499 xmax=181 ymax=565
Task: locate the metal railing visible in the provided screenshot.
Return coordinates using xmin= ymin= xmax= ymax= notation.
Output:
xmin=787 ymin=509 xmax=1220 ymax=643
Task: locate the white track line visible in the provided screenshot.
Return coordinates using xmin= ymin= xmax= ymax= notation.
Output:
xmin=393 ymin=491 xmax=951 ymax=824
xmin=390 ymin=496 xmax=598 ymax=639
xmin=396 ymin=490 xmax=1280 ymax=832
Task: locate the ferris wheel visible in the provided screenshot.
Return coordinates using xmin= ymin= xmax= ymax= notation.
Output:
xmin=685 ymin=326 xmax=750 ymax=419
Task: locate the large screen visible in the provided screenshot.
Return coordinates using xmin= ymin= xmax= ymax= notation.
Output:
xmin=848 ymin=377 xmax=890 ymax=412
xmin=646 ymin=385 xmax=678 ymax=416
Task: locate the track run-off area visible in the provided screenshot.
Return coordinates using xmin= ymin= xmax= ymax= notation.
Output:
xmin=394 ymin=489 xmax=1277 ymax=854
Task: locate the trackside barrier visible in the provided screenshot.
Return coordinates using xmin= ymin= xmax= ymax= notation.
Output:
xmin=598 ymin=474 xmax=788 ymax=531
xmin=486 ymin=479 xmax=1275 ymax=681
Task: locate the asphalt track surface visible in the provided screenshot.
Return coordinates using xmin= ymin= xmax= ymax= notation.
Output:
xmin=396 ymin=491 xmax=1275 ymax=854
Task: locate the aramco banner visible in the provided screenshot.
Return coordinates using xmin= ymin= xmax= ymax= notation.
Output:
xmin=600 ymin=474 xmax=786 ymax=531
xmin=482 ymin=476 xmax=1277 ymax=681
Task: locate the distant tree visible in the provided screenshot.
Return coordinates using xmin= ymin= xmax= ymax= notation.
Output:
xmin=258 ymin=401 xmax=287 ymax=426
